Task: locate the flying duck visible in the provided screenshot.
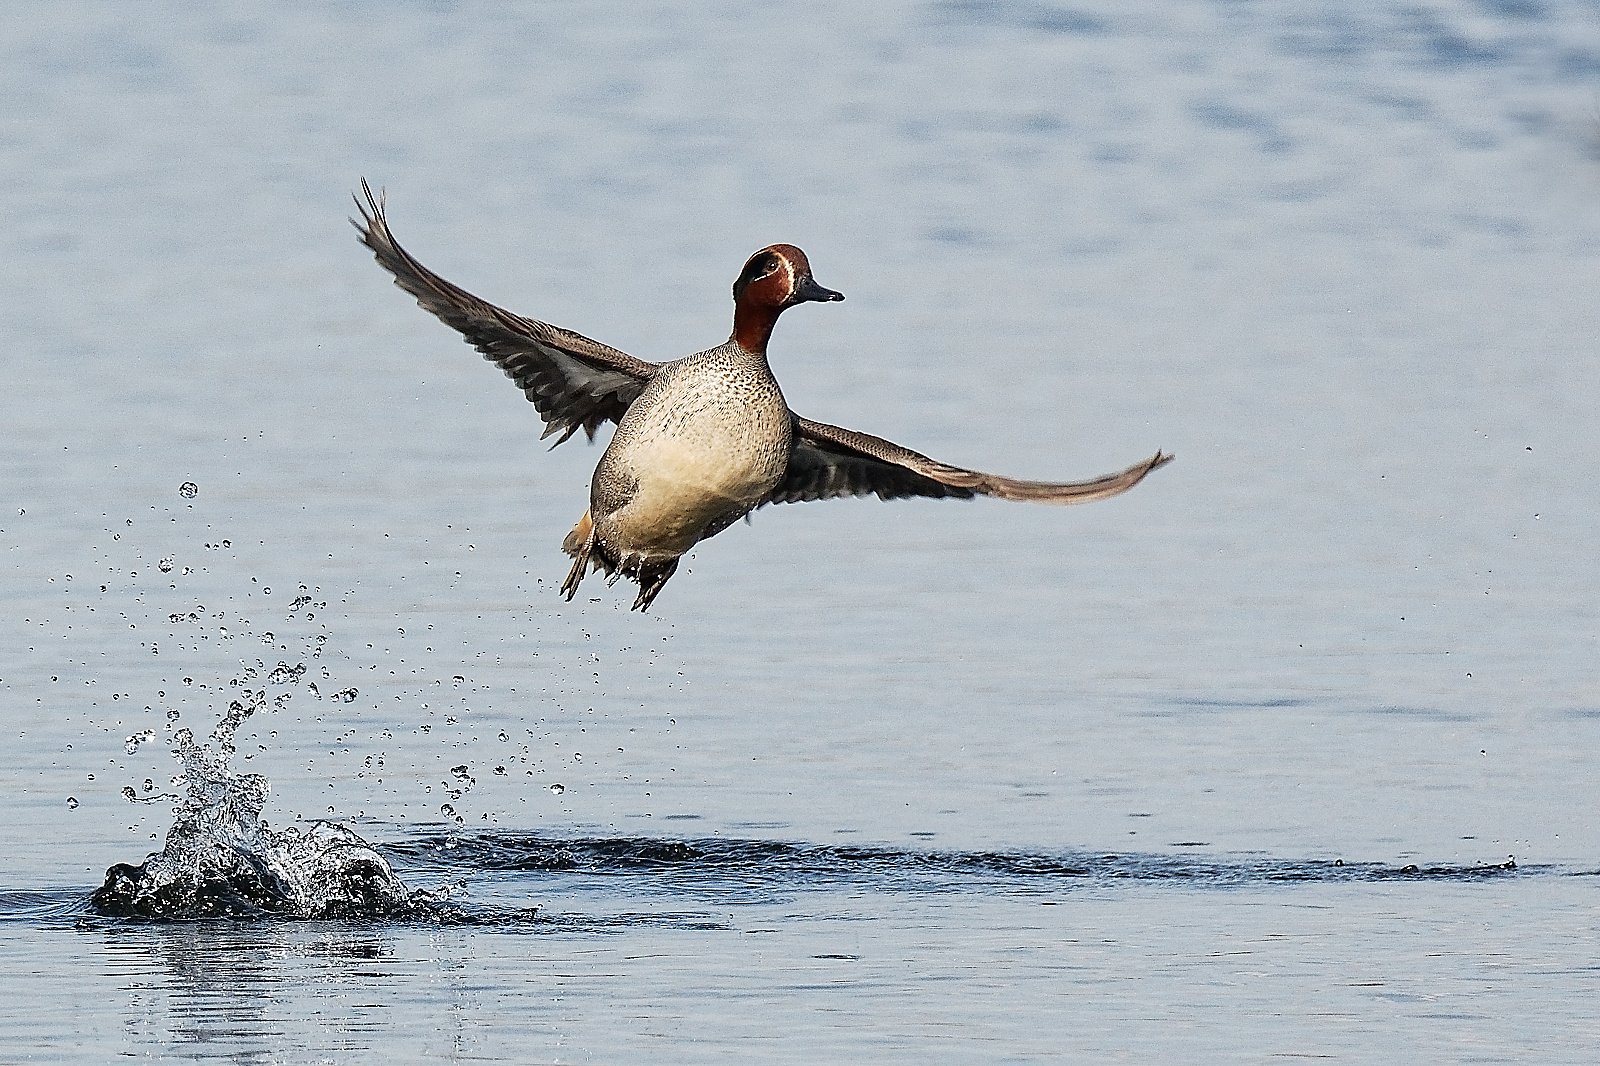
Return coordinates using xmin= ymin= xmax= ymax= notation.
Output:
xmin=354 ymin=182 xmax=1172 ymax=610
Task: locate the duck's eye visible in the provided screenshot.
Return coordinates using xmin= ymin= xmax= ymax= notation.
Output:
xmin=760 ymin=256 xmax=780 ymax=276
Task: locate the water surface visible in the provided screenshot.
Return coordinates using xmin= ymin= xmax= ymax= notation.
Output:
xmin=3 ymin=0 xmax=1599 ymax=1061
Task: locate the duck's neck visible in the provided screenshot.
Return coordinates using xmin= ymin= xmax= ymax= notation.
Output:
xmin=731 ymin=302 xmax=783 ymax=356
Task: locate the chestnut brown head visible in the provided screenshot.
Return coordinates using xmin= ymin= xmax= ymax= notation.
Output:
xmin=732 ymin=244 xmax=843 ymax=309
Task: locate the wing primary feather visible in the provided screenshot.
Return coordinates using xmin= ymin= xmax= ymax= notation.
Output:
xmin=353 ymin=179 xmax=656 ymax=445
xmin=771 ymin=415 xmax=1172 ymax=507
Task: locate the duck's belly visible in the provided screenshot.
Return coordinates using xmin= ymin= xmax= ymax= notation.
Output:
xmin=597 ymin=411 xmax=788 ymax=556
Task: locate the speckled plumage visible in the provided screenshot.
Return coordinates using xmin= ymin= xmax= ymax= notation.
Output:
xmin=565 ymin=340 xmax=796 ymax=607
xmin=354 ymin=181 xmax=1173 ymax=611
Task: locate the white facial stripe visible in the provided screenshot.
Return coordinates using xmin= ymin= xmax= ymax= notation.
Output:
xmin=776 ymin=254 xmax=796 ymax=300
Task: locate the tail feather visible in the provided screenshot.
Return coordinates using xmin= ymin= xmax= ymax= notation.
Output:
xmin=561 ymin=510 xmax=594 ymax=557
xmin=559 ymin=510 xmax=610 ymax=601
xmin=559 ymin=511 xmax=678 ymax=609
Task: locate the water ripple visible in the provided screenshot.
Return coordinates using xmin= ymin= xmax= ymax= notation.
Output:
xmin=388 ymin=831 xmax=1537 ymax=890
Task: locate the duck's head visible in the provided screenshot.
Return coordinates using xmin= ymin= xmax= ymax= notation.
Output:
xmin=731 ymin=244 xmax=842 ymax=353
xmin=733 ymin=244 xmax=843 ymax=309
xmin=732 ymin=243 xmax=844 ymax=350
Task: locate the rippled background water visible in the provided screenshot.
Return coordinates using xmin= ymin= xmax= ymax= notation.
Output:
xmin=4 ymin=0 xmax=1600 ymax=1061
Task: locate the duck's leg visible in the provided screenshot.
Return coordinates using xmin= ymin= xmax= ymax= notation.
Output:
xmin=631 ymin=558 xmax=679 ymax=612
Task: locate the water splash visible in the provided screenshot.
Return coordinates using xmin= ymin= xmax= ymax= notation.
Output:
xmin=267 ymin=661 xmax=306 ymax=685
xmin=90 ymin=664 xmax=437 ymax=920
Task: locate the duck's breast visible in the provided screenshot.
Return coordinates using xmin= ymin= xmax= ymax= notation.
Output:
xmin=597 ymin=357 xmax=792 ymax=551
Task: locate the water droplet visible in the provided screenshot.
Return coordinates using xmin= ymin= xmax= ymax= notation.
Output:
xmin=497 ymin=731 xmax=509 ymax=742
xmin=65 ymin=796 xmax=78 ymax=809
xmin=573 ymin=752 xmax=583 ymax=762
xmin=334 ymin=688 xmax=358 ymax=703
xmin=158 ymin=559 xmax=174 ymax=574
xmin=268 ymin=662 xmax=307 ymax=686
xmin=493 ymin=766 xmax=507 ymax=776
xmin=178 ymin=482 xmax=198 ymax=499
xmin=121 ymin=786 xmax=137 ymax=802
xmin=440 ymin=803 xmax=455 ymax=818
xmin=548 ymin=783 xmax=565 ymax=795
xmin=124 ymin=729 xmax=155 ymax=755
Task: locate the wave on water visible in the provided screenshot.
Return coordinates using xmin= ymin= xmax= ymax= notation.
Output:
xmin=387 ymin=832 xmax=1530 ymax=891
xmin=80 ymin=827 xmax=1532 ymax=925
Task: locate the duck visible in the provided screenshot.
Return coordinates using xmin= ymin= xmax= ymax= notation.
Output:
xmin=353 ymin=181 xmax=1172 ymax=611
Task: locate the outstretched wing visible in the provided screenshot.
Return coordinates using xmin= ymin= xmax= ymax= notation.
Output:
xmin=769 ymin=416 xmax=1173 ymax=505
xmin=353 ymin=180 xmax=657 ymax=445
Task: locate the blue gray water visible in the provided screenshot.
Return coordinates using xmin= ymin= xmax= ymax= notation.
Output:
xmin=4 ymin=0 xmax=1599 ymax=1061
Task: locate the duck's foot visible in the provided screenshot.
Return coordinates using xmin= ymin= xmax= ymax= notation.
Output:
xmin=631 ymin=558 xmax=679 ymax=612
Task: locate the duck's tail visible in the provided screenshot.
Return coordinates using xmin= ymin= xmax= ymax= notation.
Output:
xmin=559 ymin=511 xmax=677 ymax=611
